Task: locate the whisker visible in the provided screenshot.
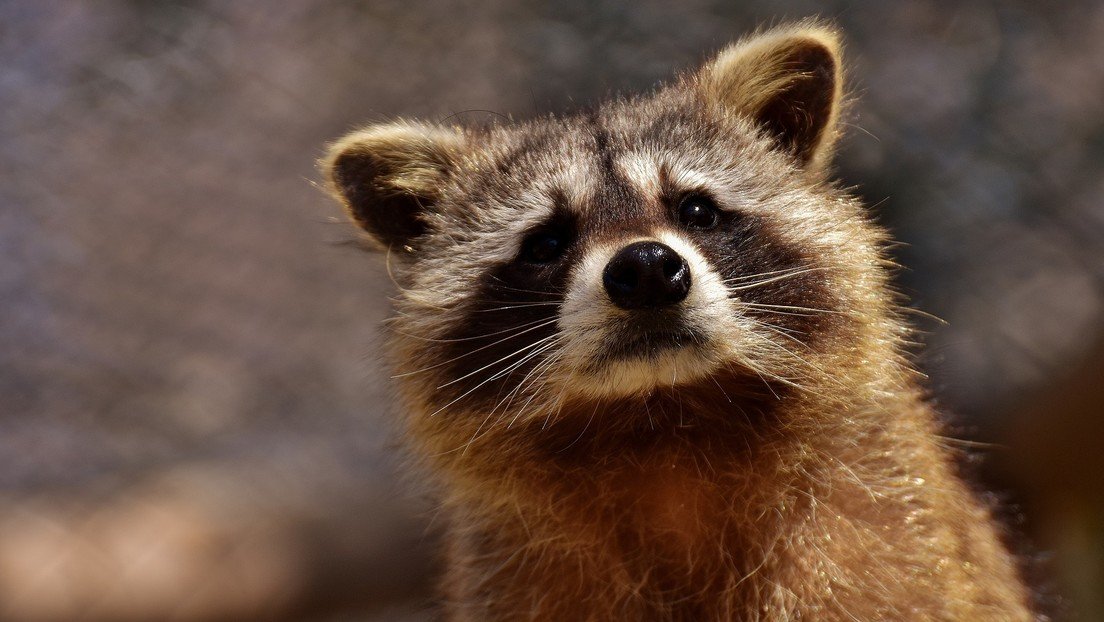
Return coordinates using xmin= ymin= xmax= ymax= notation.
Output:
xmin=746 ymin=364 xmax=781 ymax=400
xmin=745 ymin=315 xmax=808 ymax=339
xmin=722 ymin=266 xmax=817 ymax=283
xmin=460 ymin=339 xmax=563 ymax=452
xmin=389 ymin=315 xmax=556 ymax=343
xmin=725 ymin=267 xmax=830 ymax=291
xmin=486 ymin=275 xmax=566 ymax=296
xmin=744 ymin=329 xmax=840 ymax=397
xmin=438 ymin=333 xmax=559 ymax=389
xmin=709 ymin=374 xmax=733 ymax=404
xmin=741 ymin=307 xmax=822 ymax=318
xmin=744 ymin=315 xmax=817 ymax=354
xmin=393 ymin=317 xmax=559 ymax=378
xmin=472 ymin=302 xmax=562 ymax=313
xmin=757 ymin=336 xmax=822 ymax=377
xmin=540 ymin=366 xmax=573 ymax=431
xmin=557 ymin=400 xmax=601 ymax=452
xmin=428 ymin=336 xmax=560 ymax=418
xmin=506 ymin=347 xmax=566 ymax=429
xmin=901 ymin=306 xmax=948 ymax=325
xmin=460 ymin=341 xmax=566 ymax=452
xmin=739 ymin=302 xmax=846 ymax=316
xmin=485 ymin=336 xmax=564 ymax=425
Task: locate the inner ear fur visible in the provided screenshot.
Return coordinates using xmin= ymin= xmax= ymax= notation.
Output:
xmin=323 ymin=122 xmax=467 ymax=251
xmin=698 ymin=22 xmax=844 ymax=170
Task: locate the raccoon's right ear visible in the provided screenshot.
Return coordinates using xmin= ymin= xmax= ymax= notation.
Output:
xmin=323 ymin=122 xmax=467 ymax=251
xmin=696 ymin=22 xmax=844 ymax=171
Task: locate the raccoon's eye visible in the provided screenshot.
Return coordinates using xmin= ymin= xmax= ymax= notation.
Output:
xmin=677 ymin=195 xmax=720 ymax=230
xmin=520 ymin=230 xmax=568 ymax=263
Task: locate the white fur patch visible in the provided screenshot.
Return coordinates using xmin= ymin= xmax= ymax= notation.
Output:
xmin=552 ymin=157 xmax=594 ymax=210
xmin=616 ymin=152 xmax=748 ymax=217
xmin=616 ymin=154 xmax=660 ymax=196
xmin=665 ymin=165 xmax=713 ymax=193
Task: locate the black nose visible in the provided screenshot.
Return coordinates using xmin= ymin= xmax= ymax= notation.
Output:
xmin=603 ymin=241 xmax=691 ymax=310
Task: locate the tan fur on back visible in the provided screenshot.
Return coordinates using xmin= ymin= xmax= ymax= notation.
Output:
xmin=324 ymin=21 xmax=1034 ymax=621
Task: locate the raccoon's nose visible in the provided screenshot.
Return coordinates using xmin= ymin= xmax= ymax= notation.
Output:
xmin=603 ymin=241 xmax=691 ymax=310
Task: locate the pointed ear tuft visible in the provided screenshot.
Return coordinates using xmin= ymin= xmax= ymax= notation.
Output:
xmin=322 ymin=122 xmax=467 ymax=251
xmin=698 ymin=23 xmax=843 ymax=170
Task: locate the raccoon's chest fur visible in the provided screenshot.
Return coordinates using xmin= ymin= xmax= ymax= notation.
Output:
xmin=440 ymin=403 xmax=935 ymax=620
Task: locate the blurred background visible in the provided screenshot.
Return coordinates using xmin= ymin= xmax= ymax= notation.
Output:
xmin=2 ymin=1 xmax=1102 ymax=620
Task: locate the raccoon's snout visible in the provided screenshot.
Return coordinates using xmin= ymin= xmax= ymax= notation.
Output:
xmin=602 ymin=241 xmax=691 ymax=310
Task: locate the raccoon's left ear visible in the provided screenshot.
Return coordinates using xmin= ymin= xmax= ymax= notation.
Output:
xmin=697 ymin=23 xmax=843 ymax=171
xmin=323 ymin=122 xmax=467 ymax=252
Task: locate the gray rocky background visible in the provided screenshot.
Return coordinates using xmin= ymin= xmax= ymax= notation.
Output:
xmin=2 ymin=1 xmax=1102 ymax=620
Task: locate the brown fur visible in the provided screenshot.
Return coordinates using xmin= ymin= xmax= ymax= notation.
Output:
xmin=323 ymin=22 xmax=1033 ymax=621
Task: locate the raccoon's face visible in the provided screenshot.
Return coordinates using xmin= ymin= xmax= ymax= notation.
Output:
xmin=326 ymin=26 xmax=887 ymax=430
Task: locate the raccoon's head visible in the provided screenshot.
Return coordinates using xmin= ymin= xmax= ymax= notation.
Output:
xmin=325 ymin=24 xmax=896 ymax=438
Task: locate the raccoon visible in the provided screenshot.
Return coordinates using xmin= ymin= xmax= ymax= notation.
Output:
xmin=323 ymin=22 xmax=1033 ymax=621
